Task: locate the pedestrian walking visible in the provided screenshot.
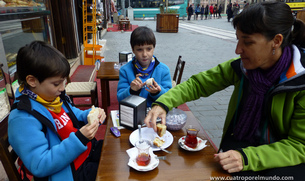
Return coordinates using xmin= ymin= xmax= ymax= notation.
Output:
xmin=187 ymin=5 xmax=194 ymax=20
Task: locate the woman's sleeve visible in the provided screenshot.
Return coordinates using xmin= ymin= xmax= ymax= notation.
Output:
xmin=154 ymin=58 xmax=238 ymax=111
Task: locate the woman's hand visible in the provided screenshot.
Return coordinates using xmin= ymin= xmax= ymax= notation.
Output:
xmin=145 ymin=80 xmax=161 ymax=94
xmin=79 ymin=120 xmax=99 ymax=140
xmin=214 ymin=150 xmax=243 ymax=173
xmin=144 ymin=105 xmax=166 ymax=131
xmin=130 ymin=73 xmax=145 ymax=91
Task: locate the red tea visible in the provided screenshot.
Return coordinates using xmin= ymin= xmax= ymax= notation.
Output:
xmin=185 ymin=128 xmax=198 ymax=148
xmin=136 ymin=153 xmax=151 ymax=166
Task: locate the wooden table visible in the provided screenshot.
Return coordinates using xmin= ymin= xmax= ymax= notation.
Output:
xmin=96 ymin=111 xmax=231 ymax=180
xmin=96 ymin=62 xmax=120 ymax=113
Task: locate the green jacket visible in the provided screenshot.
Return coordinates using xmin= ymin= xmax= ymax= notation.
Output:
xmin=155 ymin=46 xmax=305 ymax=171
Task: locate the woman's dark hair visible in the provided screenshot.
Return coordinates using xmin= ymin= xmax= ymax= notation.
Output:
xmin=16 ymin=41 xmax=70 ymax=85
xmin=130 ymin=26 xmax=156 ymax=49
xmin=233 ymin=2 xmax=305 ymax=48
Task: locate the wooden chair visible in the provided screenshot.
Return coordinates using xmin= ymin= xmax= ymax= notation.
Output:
xmin=65 ymin=67 xmax=98 ymax=108
xmin=0 ymin=90 xmax=21 ymax=181
xmin=172 ymin=55 xmax=186 ymax=88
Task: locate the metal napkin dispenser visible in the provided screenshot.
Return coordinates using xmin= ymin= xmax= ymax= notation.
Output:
xmin=119 ymin=51 xmax=133 ymax=63
xmin=119 ymin=95 xmax=147 ymax=130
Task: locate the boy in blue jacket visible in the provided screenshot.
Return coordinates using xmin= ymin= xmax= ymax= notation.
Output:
xmin=117 ymin=26 xmax=172 ymax=107
xmin=8 ymin=41 xmax=106 ymax=181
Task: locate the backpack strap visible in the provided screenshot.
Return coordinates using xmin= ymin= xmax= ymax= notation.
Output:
xmin=60 ymin=91 xmax=85 ymax=129
xmin=11 ymin=95 xmax=59 ymax=138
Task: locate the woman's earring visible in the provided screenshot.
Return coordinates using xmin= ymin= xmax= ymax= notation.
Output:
xmin=272 ymin=48 xmax=275 ymax=55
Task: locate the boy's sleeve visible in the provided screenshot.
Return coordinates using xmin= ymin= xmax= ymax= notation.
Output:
xmin=117 ymin=66 xmax=134 ymax=102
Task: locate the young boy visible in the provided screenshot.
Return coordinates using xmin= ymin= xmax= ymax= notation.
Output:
xmin=117 ymin=26 xmax=172 ymax=107
xmin=8 ymin=41 xmax=106 ymax=181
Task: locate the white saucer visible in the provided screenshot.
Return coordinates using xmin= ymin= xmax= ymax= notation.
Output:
xmin=126 ymin=147 xmax=159 ymax=172
xmin=178 ymin=136 xmax=207 ymax=151
xmin=129 ymin=127 xmax=173 ymax=151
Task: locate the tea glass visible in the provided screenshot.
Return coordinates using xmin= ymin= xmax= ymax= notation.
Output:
xmin=184 ymin=125 xmax=200 ymax=148
xmin=135 ymin=140 xmax=151 ymax=166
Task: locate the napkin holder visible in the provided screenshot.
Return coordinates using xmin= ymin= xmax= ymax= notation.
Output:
xmin=119 ymin=51 xmax=133 ymax=63
xmin=119 ymin=95 xmax=146 ymax=130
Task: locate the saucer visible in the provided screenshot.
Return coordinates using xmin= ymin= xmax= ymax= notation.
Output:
xmin=126 ymin=147 xmax=159 ymax=172
xmin=129 ymin=127 xmax=173 ymax=151
xmin=178 ymin=136 xmax=207 ymax=151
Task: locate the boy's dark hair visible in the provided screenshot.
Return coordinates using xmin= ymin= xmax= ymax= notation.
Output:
xmin=130 ymin=26 xmax=156 ymax=49
xmin=233 ymin=2 xmax=305 ymax=48
xmin=16 ymin=41 xmax=70 ymax=85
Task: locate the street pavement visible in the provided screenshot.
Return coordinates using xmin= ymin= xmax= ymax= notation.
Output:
xmin=102 ymin=16 xmax=238 ymax=149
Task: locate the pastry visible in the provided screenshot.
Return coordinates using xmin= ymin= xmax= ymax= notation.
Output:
xmin=153 ymin=137 xmax=165 ymax=147
xmin=87 ymin=106 xmax=99 ymax=125
xmin=157 ymin=123 xmax=166 ymax=137
xmin=146 ymin=78 xmax=154 ymax=86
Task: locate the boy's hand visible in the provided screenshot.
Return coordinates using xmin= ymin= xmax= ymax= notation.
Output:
xmin=80 ymin=120 xmax=99 ymax=140
xmin=130 ymin=73 xmax=145 ymax=91
xmin=97 ymin=107 xmax=106 ymax=124
xmin=145 ymin=79 xmax=161 ymax=94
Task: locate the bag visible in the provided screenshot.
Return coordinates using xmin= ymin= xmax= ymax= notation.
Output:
xmin=18 ymin=158 xmax=33 ymax=181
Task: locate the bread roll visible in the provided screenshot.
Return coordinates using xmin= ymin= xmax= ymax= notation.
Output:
xmin=87 ymin=106 xmax=99 ymax=125
xmin=153 ymin=137 xmax=165 ymax=147
xmin=157 ymin=123 xmax=166 ymax=137
xmin=146 ymin=78 xmax=154 ymax=86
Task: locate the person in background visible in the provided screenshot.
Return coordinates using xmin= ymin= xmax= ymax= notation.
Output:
xmin=8 ymin=41 xmax=106 ymax=181
xmin=227 ymin=3 xmax=233 ymax=22
xmin=218 ymin=4 xmax=222 ymax=18
xmin=187 ymin=4 xmax=194 ymax=20
xmin=144 ymin=2 xmax=305 ymax=179
xmin=200 ymin=5 xmax=205 ymax=20
xmin=117 ymin=26 xmax=172 ymax=107
xmin=204 ymin=4 xmax=209 ymax=20
xmin=209 ymin=4 xmax=214 ymax=18
xmin=195 ymin=4 xmax=201 ymax=20
xmin=232 ymin=2 xmax=240 ymax=18
xmin=213 ymin=4 xmax=218 ymax=18
xmin=243 ymin=1 xmax=249 ymax=9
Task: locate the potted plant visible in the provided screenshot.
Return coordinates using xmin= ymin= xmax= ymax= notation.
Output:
xmin=156 ymin=2 xmax=179 ymax=33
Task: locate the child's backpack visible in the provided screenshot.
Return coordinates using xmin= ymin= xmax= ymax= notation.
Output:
xmin=10 ymin=91 xmax=80 ymax=181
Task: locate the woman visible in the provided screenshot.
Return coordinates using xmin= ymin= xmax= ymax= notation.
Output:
xmin=144 ymin=2 xmax=305 ymax=178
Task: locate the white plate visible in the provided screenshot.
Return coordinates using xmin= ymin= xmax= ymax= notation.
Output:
xmin=178 ymin=136 xmax=207 ymax=151
xmin=129 ymin=127 xmax=173 ymax=151
xmin=127 ymin=147 xmax=159 ymax=172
